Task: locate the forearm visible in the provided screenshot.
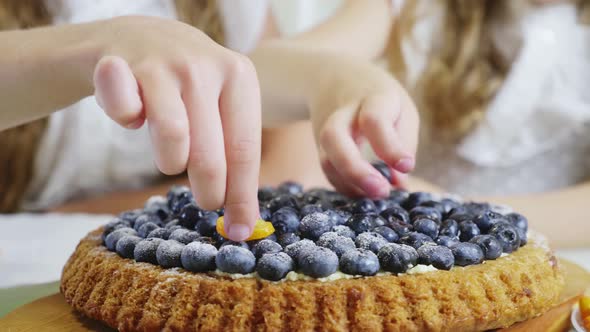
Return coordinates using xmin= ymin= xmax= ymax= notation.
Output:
xmin=282 ymin=0 xmax=393 ymax=60
xmin=0 ymin=24 xmax=99 ymax=130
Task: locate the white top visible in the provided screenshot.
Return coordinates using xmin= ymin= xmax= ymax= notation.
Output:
xmin=24 ymin=0 xmax=321 ymax=210
xmin=392 ymin=1 xmax=590 ymax=195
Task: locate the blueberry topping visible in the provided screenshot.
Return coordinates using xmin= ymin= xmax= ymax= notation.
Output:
xmin=355 ymin=232 xmax=389 ymax=253
xmin=413 ymin=218 xmax=439 ymax=239
xmin=277 ymin=181 xmax=303 ymax=196
xmin=102 ymin=218 xmax=131 ymax=241
xmin=409 ymin=206 xmax=442 ymax=223
xmin=216 ymin=245 xmax=256 ymax=274
xmin=505 ymin=213 xmax=528 ymax=245
xmin=346 ymin=214 xmax=386 ymax=234
xmin=446 ymin=212 xmax=475 ymax=223
xmin=284 ymin=239 xmax=317 ymax=260
xmin=194 ymin=211 xmax=218 ymax=237
xmin=463 ymin=202 xmax=491 ymax=215
xmin=115 ymin=235 xmax=142 ymax=259
xmin=298 ymin=246 xmax=339 ymax=278
xmin=105 ymin=227 xmax=137 ymax=251
xmin=146 ymin=227 xmax=172 ymax=240
xmin=133 ymin=214 xmax=161 ymax=232
xmin=349 ymin=198 xmax=378 ymax=215
xmin=258 ymin=186 xmax=276 ymax=202
xmin=134 ymin=238 xmax=164 ymax=264
xmin=388 ymin=190 xmax=410 ymax=205
xmin=259 ymin=207 xmax=272 ymax=221
xmin=436 ymin=236 xmax=460 ymax=248
xmin=373 ymin=226 xmax=399 ymax=243
xmin=380 ymin=206 xmax=410 ymax=224
xmin=138 ymin=222 xmax=160 ymax=238
xmin=271 ymin=207 xmax=301 ymax=234
xmin=371 ymin=160 xmax=392 ymax=183
xmin=469 ymin=235 xmax=503 ymax=260
xmin=156 ymin=240 xmax=185 ymax=268
xmin=299 ymin=212 xmax=333 ymax=240
xmin=458 ymin=221 xmax=481 ymax=242
xmin=178 ymin=203 xmax=202 ymax=229
xmin=164 ymin=219 xmax=180 ymax=229
xmin=167 ymin=186 xmax=193 ymax=215
xmin=278 ymin=233 xmax=301 ymax=247
xmin=378 ymin=243 xmax=418 ymax=273
xmin=399 ymin=232 xmax=435 ymax=249
xmin=144 ymin=196 xmax=170 ymax=221
xmin=256 ymin=252 xmax=295 ymax=281
xmin=300 ymin=204 xmax=324 ymax=217
xmin=388 ymin=221 xmax=413 ymax=236
xmin=267 ymin=194 xmax=298 ymax=213
xmin=403 ymin=192 xmax=433 ymax=210
xmin=452 ymin=242 xmax=484 ymax=266
xmin=181 ymin=242 xmax=217 ymax=272
xmin=169 ymin=229 xmax=201 ymax=244
xmin=489 ymin=222 xmax=521 ymax=253
xmin=331 ymin=225 xmax=356 ymax=240
xmin=220 ymin=241 xmax=250 ymax=250
xmin=439 ymin=219 xmax=459 ymax=237
xmin=324 ymin=209 xmax=351 ymax=226
xmin=373 ymin=199 xmax=395 ymax=213
xmin=118 ymin=210 xmax=142 ymax=225
xmin=340 ymin=249 xmax=380 ymax=276
xmin=473 ymin=211 xmax=503 ymax=233
xmin=317 ymin=232 xmax=356 ymax=257
xmin=252 ymin=239 xmax=283 ymax=259
xmin=417 ymin=245 xmax=454 ymax=270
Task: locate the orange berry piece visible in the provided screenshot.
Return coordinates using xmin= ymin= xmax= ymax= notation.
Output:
xmin=216 ymin=216 xmax=275 ymax=241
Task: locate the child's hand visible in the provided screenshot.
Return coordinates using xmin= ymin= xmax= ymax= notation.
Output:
xmin=309 ymin=59 xmax=419 ymax=198
xmin=91 ymin=16 xmax=261 ymax=241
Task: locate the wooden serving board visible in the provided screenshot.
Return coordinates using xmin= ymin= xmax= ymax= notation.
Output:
xmin=2 ymin=260 xmax=589 ymax=332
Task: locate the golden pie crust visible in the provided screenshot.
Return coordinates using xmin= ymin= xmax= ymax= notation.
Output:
xmin=61 ymin=228 xmax=564 ymax=332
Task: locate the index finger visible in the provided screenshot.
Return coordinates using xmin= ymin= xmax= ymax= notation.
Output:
xmin=219 ymin=56 xmax=262 ymax=241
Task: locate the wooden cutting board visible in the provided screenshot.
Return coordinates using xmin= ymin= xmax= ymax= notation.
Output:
xmin=2 ymin=260 xmax=589 ymax=332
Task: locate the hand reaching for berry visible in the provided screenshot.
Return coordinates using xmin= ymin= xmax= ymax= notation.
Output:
xmin=91 ymin=16 xmax=261 ymax=241
xmin=308 ymin=57 xmax=419 ymax=198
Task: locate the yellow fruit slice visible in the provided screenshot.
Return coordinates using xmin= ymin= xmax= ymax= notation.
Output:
xmin=216 ymin=216 xmax=275 ymax=241
xmin=581 ymin=295 xmax=590 ymax=330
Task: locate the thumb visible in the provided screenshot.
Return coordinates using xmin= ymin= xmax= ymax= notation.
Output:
xmin=93 ymin=56 xmax=144 ymax=129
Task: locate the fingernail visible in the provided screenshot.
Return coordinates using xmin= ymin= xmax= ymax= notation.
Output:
xmin=360 ymin=174 xmax=390 ymax=198
xmin=394 ymin=158 xmax=415 ymax=173
xmin=226 ymin=223 xmax=252 ymax=241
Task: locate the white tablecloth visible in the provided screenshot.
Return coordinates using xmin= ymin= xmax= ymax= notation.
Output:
xmin=1 ymin=213 xmax=589 ymax=288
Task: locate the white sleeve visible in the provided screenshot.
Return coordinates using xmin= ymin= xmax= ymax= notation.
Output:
xmin=216 ymin=0 xmax=270 ymax=53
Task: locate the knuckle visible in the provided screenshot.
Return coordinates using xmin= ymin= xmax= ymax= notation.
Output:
xmin=189 ymin=146 xmax=223 ymax=181
xmin=225 ymin=53 xmax=256 ymax=79
xmin=360 ymin=110 xmax=382 ymax=130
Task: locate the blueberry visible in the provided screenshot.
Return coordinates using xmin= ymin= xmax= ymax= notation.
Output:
xmin=324 ymin=209 xmax=351 ymax=226
xmin=505 ymin=213 xmax=528 ymax=246
xmin=284 ymin=239 xmax=317 ymax=260
xmin=258 ymin=186 xmax=276 ymax=202
xmin=452 ymin=243 xmax=484 ymax=266
xmin=299 ymin=212 xmax=333 ymax=240
xmin=271 ymin=207 xmax=301 ymax=234
xmin=180 ymin=242 xmax=217 ymax=272
xmin=463 ymin=202 xmax=491 ymax=215
xmin=373 ymin=199 xmax=396 ymax=213
xmin=102 ymin=218 xmax=131 ymax=241
xmin=436 ymin=236 xmax=460 ymax=248
xmin=469 ymin=235 xmax=503 ymax=260
xmin=388 ymin=190 xmax=410 ymax=205
xmin=115 ymin=235 xmax=142 ymax=259
xmin=118 ymin=210 xmax=142 ymax=225
xmin=278 ymin=233 xmax=301 ymax=247
xmin=459 ymin=221 xmax=481 ymax=242
xmin=259 ymin=207 xmax=272 ymax=221
xmin=194 ymin=211 xmax=219 ymax=237
xmin=331 ymin=225 xmax=356 ymax=241
xmin=144 ymin=196 xmax=170 ymax=221
xmin=167 ymin=186 xmax=193 ymax=215
xmin=298 ymin=246 xmax=339 ymax=278
xmin=439 ymin=219 xmax=459 ymax=237
xmin=355 ymin=232 xmax=389 ymax=253
xmin=134 ymin=238 xmax=164 ymax=264
xmin=346 ymin=214 xmax=386 ymax=234
xmin=146 ymin=227 xmax=172 ymax=240
xmin=489 ymin=222 xmax=521 ymax=253
xmin=380 ymin=206 xmax=410 ymax=224
xmin=317 ymin=232 xmax=356 ymax=257
xmin=133 ymin=214 xmax=161 ymax=232
xmin=256 ymin=252 xmax=295 ymax=281
xmin=211 ymin=231 xmax=226 ymax=246
xmin=417 ymin=245 xmax=454 ymax=270
xmin=409 ymin=206 xmax=442 ymax=223
xmin=178 ymin=203 xmax=203 ymax=229
xmin=215 ymin=208 xmax=225 ymax=216
xmin=164 ymin=219 xmax=180 ymax=229
xmin=349 ymin=198 xmax=378 ymax=214
xmin=413 ymin=218 xmax=439 ymax=239
xmin=105 ymin=227 xmax=137 ymax=251
xmin=403 ymin=192 xmax=433 ymax=210
xmin=300 ymin=204 xmax=323 ymax=217
xmin=439 ymin=198 xmax=462 ymax=215
xmin=420 ymin=200 xmax=453 ymax=215
xmin=169 ymin=229 xmax=201 ymax=244
xmin=473 ymin=211 xmax=503 ymax=233
xmin=252 ymin=239 xmax=283 ymax=259
xmin=371 ymin=160 xmax=392 ymax=183
xmin=267 ymin=194 xmax=299 ymax=213
xmin=340 ymin=249 xmax=380 ymax=276
xmin=447 ymin=206 xmax=469 ymax=217
xmin=138 ymin=222 xmax=160 ymax=238
xmin=194 ymin=236 xmax=216 ymax=245
xmin=389 ymin=221 xmax=413 ymax=236
xmin=220 ymin=241 xmax=250 ymax=250
xmin=377 ymin=243 xmax=418 ymax=273
xmin=156 ymin=240 xmax=185 ymax=268
xmin=373 ymin=226 xmax=399 ymax=243
xmin=216 ymin=245 xmax=256 ymax=274
xmin=277 ymin=181 xmax=303 ymax=196
xmin=446 ymin=212 xmax=475 ymax=223
xmin=399 ymin=232 xmax=435 ymax=249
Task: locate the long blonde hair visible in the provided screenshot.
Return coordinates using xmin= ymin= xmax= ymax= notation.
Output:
xmin=387 ymin=0 xmax=590 ymax=139
xmin=0 ymin=0 xmax=225 ymax=212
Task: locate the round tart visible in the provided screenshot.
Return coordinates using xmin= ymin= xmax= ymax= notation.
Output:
xmin=61 ymin=181 xmax=564 ymax=331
